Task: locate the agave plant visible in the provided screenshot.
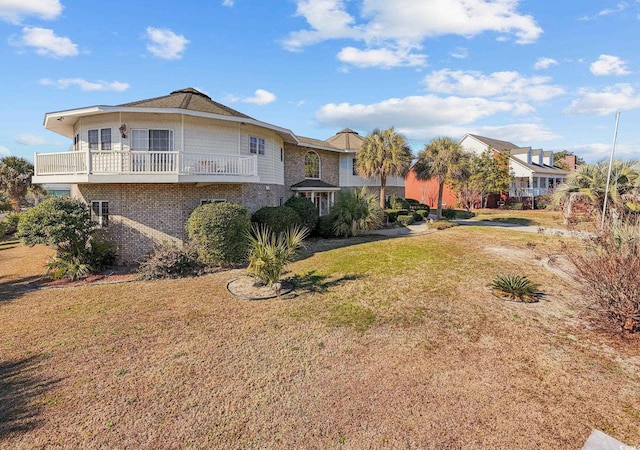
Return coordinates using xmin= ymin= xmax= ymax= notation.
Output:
xmin=246 ymin=223 xmax=309 ymax=286
xmin=488 ymin=274 xmax=540 ymax=302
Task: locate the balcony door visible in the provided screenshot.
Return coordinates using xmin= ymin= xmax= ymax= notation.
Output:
xmin=131 ymin=129 xmax=174 ymax=172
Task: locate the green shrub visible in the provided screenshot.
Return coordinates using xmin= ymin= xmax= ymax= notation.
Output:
xmin=488 ymin=274 xmax=540 ymax=302
xmin=411 ymin=211 xmax=422 ymax=222
xmin=389 ymin=194 xmax=410 ymax=210
xmin=284 ymin=196 xmax=318 ymax=231
xmin=45 ymin=255 xmax=91 ymax=281
xmin=330 ymin=188 xmax=383 ymax=238
xmin=385 ymin=209 xmax=409 ymax=223
xmin=3 ymin=212 xmax=21 ymax=236
xmin=315 ymin=215 xmax=336 ymax=238
xmin=247 ymin=224 xmax=308 ymax=285
xmin=508 ymin=202 xmax=523 ymax=210
xmin=16 ymin=197 xmax=116 ymax=279
xmin=396 ymin=214 xmax=415 ymax=226
xmin=428 ymin=220 xmax=458 ymax=230
xmin=535 ymin=195 xmax=553 ymax=210
xmin=416 ymin=209 xmax=430 ymax=219
xmin=406 ymin=198 xmax=420 ymax=208
xmin=186 ymin=202 xmax=250 ymax=266
xmin=251 ymin=206 xmax=302 ymax=236
xmin=137 ymin=243 xmax=203 ymax=280
xmin=441 ymin=207 xmax=457 ymax=220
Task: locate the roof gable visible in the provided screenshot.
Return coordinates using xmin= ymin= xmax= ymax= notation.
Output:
xmin=467 ymin=134 xmax=519 ymax=151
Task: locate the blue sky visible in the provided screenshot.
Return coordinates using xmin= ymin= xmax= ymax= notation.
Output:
xmin=1 ymin=0 xmax=639 ymax=163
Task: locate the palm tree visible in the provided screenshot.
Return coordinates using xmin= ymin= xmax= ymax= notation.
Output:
xmin=356 ymin=127 xmax=413 ymax=209
xmin=554 ymin=160 xmax=639 ymax=223
xmin=0 ymin=156 xmax=34 ymax=211
xmin=329 ymin=187 xmax=383 ymax=237
xmin=413 ymin=137 xmax=466 ymax=219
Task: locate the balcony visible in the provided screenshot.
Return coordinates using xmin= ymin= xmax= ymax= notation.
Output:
xmin=33 ymin=150 xmax=259 ymax=184
xmin=509 ymin=187 xmax=554 ymax=198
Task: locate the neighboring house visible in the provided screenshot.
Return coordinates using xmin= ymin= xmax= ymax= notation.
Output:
xmin=404 ymin=164 xmax=458 ymax=209
xmin=459 ymin=134 xmax=568 ymax=205
xmin=32 ymin=88 xmax=403 ymax=263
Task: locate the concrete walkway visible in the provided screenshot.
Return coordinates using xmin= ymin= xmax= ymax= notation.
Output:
xmin=370 ymin=217 xmax=593 ymax=239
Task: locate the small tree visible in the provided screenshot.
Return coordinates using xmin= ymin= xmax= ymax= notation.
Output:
xmin=356 ymin=127 xmax=413 ymax=209
xmin=16 ymin=196 xmax=115 ymax=279
xmin=186 ymin=202 xmax=250 ymax=266
xmin=0 ymin=156 xmax=34 ymax=211
xmin=413 ymin=137 xmax=466 ymax=219
xmin=329 ymin=188 xmax=383 ymax=238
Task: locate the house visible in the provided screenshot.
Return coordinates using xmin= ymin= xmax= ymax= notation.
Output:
xmin=33 ymin=88 xmax=403 ymax=263
xmin=459 ymin=134 xmax=568 ymax=206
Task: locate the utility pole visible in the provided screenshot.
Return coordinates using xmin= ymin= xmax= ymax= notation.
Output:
xmin=601 ymin=111 xmax=620 ymax=230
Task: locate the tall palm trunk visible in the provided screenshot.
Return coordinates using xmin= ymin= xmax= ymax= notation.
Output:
xmin=436 ymin=180 xmax=445 ymax=219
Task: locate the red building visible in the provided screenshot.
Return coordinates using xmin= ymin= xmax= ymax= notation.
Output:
xmin=404 ymin=166 xmax=458 ymax=209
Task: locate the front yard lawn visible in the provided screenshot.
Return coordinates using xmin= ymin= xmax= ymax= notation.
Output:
xmin=1 ymin=227 xmax=638 ymax=448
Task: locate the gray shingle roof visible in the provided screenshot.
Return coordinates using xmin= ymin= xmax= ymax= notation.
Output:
xmin=468 ymin=134 xmax=519 ymax=151
xmin=118 ymin=88 xmax=253 ymax=119
xmin=290 ymin=179 xmax=339 ymax=189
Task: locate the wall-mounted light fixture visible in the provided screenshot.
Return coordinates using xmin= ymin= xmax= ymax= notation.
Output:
xmin=119 ymin=123 xmax=127 ymax=138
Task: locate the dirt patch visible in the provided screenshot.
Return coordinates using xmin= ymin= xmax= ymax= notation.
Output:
xmin=35 ymin=266 xmax=138 ymax=289
xmin=226 ymin=276 xmax=294 ymax=300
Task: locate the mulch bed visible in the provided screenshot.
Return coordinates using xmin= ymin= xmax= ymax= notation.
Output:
xmin=35 ymin=265 xmax=138 ymax=289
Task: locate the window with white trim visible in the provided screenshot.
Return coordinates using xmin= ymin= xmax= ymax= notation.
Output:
xmin=305 ymin=151 xmax=320 ymax=179
xmin=91 ymin=201 xmax=109 ymax=227
xmin=88 ymin=128 xmax=112 ymax=151
xmin=131 ymin=129 xmax=174 ymax=151
xmin=200 ymin=199 xmax=227 ymax=206
xmin=250 ymin=136 xmax=265 ymax=155
xmin=352 ymin=158 xmax=358 ymax=176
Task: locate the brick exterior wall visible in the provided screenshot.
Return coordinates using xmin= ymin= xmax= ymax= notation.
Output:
xmin=284 ymin=143 xmax=340 ymax=189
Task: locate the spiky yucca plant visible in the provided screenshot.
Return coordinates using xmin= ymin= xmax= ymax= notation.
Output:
xmin=488 ymin=274 xmax=540 ymax=302
xmin=247 ymin=223 xmax=309 ymax=286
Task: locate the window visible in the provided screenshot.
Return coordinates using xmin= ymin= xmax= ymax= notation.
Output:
xmin=131 ymin=129 xmax=174 ymax=151
xmin=101 ymin=129 xmax=112 ymax=150
xmin=304 ymin=151 xmax=320 ymax=179
xmin=88 ymin=128 xmax=112 ymax=151
xmin=280 ymin=147 xmax=284 ymax=162
xmin=73 ymin=133 xmax=80 ymax=151
xmin=352 ymin=158 xmax=358 ymax=176
xmin=250 ymin=136 xmax=265 ymax=155
xmin=91 ymin=201 xmax=109 ymax=227
xmin=200 ymin=199 xmax=226 ymax=206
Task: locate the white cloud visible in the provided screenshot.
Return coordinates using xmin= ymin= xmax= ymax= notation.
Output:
xmin=243 ymin=89 xmax=276 ymax=105
xmin=534 ymin=57 xmax=557 ymax=70
xmin=17 ymin=27 xmax=77 ymax=58
xmin=590 ymin=54 xmax=630 ymax=76
xmin=316 ymin=95 xmax=523 ymax=136
xmin=599 ymin=2 xmax=629 ymax=16
xmin=451 ymin=47 xmax=468 ymax=59
xmin=15 ymin=134 xmax=46 ymax=145
xmin=222 ymin=0 xmax=234 ymax=6
xmin=0 ymin=0 xmax=62 ymax=24
xmin=40 ymin=78 xmax=130 ymax=91
xmin=423 ymin=69 xmax=565 ymax=102
xmin=283 ymin=0 xmax=543 ymax=62
xmin=225 ymin=89 xmax=277 ymax=105
xmin=337 ymin=45 xmax=426 ymax=68
xmin=145 ymin=27 xmax=189 ymax=60
xmin=564 ymin=84 xmax=640 ymax=115
xmin=0 ymin=145 xmax=10 ymax=156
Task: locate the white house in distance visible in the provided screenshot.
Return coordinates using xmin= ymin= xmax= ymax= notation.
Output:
xmin=32 ymin=88 xmax=403 ymax=263
xmin=460 ymin=134 xmax=568 ymax=205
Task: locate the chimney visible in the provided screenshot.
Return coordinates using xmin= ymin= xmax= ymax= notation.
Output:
xmin=564 ymin=155 xmax=577 ymax=171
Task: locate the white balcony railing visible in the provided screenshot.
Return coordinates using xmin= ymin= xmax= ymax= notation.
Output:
xmin=35 ymin=151 xmax=258 ymax=178
xmin=509 ymin=187 xmax=554 ymax=197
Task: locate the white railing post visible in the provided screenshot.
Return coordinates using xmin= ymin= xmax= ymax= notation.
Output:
xmin=85 ymin=150 xmax=92 ymax=174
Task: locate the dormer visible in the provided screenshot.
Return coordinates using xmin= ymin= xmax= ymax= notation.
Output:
xmin=543 ymin=151 xmax=553 ymax=167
